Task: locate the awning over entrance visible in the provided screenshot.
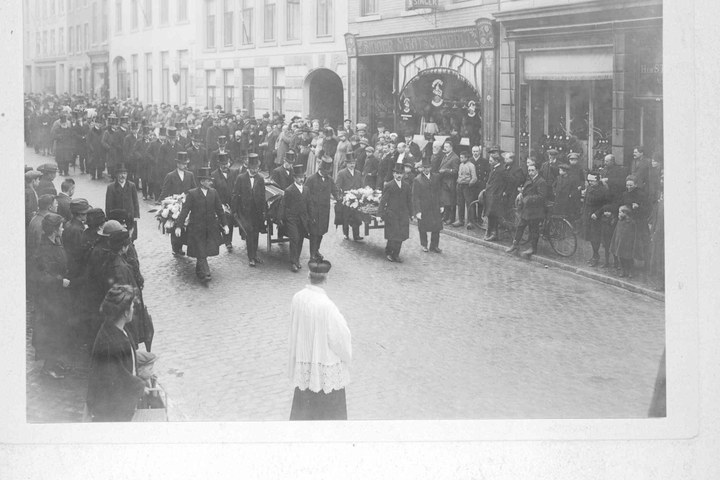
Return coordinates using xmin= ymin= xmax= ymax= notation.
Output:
xmin=523 ymin=50 xmax=613 ymax=81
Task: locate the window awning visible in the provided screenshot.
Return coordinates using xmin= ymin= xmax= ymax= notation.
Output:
xmin=523 ymin=50 xmax=613 ymax=81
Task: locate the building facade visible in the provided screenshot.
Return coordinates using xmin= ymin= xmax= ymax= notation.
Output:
xmin=194 ymin=0 xmax=349 ymax=125
xmin=24 ymin=0 xmax=69 ymax=94
xmin=108 ymin=0 xmax=197 ymax=104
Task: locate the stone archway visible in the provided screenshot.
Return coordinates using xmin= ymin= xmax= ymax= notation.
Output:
xmin=113 ymin=56 xmax=129 ymax=100
xmin=304 ymin=68 xmax=344 ymax=130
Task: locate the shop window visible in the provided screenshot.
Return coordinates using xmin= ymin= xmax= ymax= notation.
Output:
xmin=207 ymin=70 xmax=217 ymax=108
xmin=223 ymin=69 xmax=234 ymax=113
xmin=242 ymin=68 xmax=255 ymax=116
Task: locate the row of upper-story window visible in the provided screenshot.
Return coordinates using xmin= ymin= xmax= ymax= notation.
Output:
xmin=114 ymin=0 xmax=189 ymax=34
xmin=355 ymin=0 xmax=518 ymax=17
xmin=31 ymin=24 xmax=90 ymax=57
xmin=203 ymin=0 xmax=335 ymax=50
xmin=28 ymin=0 xmax=92 ymax=20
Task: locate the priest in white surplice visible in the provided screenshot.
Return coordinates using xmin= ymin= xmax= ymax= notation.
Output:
xmin=288 ymin=259 xmax=352 ymax=420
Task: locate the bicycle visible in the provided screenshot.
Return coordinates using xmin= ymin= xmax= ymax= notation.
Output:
xmin=515 ymin=201 xmax=578 ymax=257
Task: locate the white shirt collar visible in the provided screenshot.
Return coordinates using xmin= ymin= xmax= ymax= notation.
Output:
xmin=395 ymin=179 xmax=402 ymax=188
xmin=201 ymin=187 xmax=208 ymax=195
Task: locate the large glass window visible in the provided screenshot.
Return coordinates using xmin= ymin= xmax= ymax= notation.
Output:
xmin=242 ymin=68 xmax=255 ymax=116
xmin=115 ymin=0 xmax=122 ymax=33
xmin=178 ymin=50 xmax=189 ymax=104
xmin=206 ymin=70 xmax=217 ymax=108
xmin=145 ymin=52 xmax=153 ymax=101
xmin=223 ymin=0 xmax=233 ymax=46
xmin=131 ymin=54 xmax=138 ymax=99
xmin=161 ymin=51 xmax=170 ymax=103
xmin=177 ymin=0 xmax=187 ymax=21
xmin=360 ymin=0 xmax=377 ymax=16
xmin=241 ymin=0 xmax=253 ymax=45
xmin=264 ymin=0 xmax=276 ymax=42
xmin=223 ymin=69 xmax=234 ymax=112
xmin=160 ymin=0 xmax=168 ymax=24
xmin=206 ymin=0 xmax=216 ymax=48
xmin=58 ymin=28 xmax=64 ymax=53
xmin=286 ymin=0 xmax=300 ymax=41
xmin=316 ymin=0 xmax=332 ymax=37
xmin=272 ymin=67 xmax=285 ymax=113
xmin=132 ymin=0 xmax=138 ymax=29
xmin=144 ymin=0 xmax=152 ymax=26
xmin=101 ymin=0 xmax=108 ymax=40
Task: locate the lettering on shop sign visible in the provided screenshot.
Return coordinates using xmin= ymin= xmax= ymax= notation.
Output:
xmin=406 ymin=0 xmax=439 ymax=10
xmin=346 ymin=19 xmax=495 ymax=57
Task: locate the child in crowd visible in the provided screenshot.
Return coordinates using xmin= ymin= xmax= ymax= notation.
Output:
xmin=610 ymin=205 xmax=636 ymax=278
xmin=453 ymin=150 xmax=478 ymax=229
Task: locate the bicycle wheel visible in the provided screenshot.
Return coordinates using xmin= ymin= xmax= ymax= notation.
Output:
xmin=547 ymin=216 xmax=577 ymax=257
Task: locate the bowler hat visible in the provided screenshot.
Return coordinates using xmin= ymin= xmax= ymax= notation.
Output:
xmin=392 ymin=163 xmax=405 ymax=174
xmin=197 ymin=167 xmax=213 ymax=180
xmin=292 ymin=164 xmax=305 ymax=177
xmin=69 ymin=198 xmax=92 ymax=215
xmin=159 ymin=127 xmax=167 ymax=136
xmin=345 ymin=151 xmax=356 ymax=162
xmin=100 ymin=219 xmax=125 ymax=237
xmin=488 ymin=145 xmax=501 ymax=153
xmin=176 ymin=152 xmax=189 ymax=163
xmin=567 ymin=152 xmax=580 ymax=159
xmin=116 ymin=163 xmax=128 ymax=173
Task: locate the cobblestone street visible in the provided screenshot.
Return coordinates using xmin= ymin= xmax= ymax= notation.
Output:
xmin=25 ymin=149 xmax=665 ymax=422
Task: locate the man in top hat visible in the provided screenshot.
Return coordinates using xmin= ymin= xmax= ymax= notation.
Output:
xmin=174 ymin=167 xmax=228 ymax=282
xmin=25 ymin=170 xmax=43 ymax=225
xmin=37 ymin=164 xmax=59 ymax=196
xmin=271 ymin=150 xmax=295 ymax=191
xmin=335 ymin=152 xmax=364 ymax=242
xmin=305 ymin=155 xmax=341 ymax=261
xmin=412 ymin=156 xmax=443 ymax=253
xmin=187 ymin=128 xmax=208 ymax=175
xmin=205 ymin=115 xmax=228 ymax=156
xmin=379 ymin=163 xmax=413 ymax=262
xmin=288 ymin=258 xmax=352 ymax=421
xmin=232 ymin=154 xmax=266 ymax=267
xmin=159 ymin=126 xmax=181 ymax=177
xmin=105 ymin=163 xmax=140 ymax=241
xmin=279 ymin=164 xmax=310 ymax=272
xmin=122 ymin=121 xmax=141 ymax=183
xmin=211 ymin=152 xmax=238 ymax=250
xmin=107 ymin=114 xmax=127 ymax=180
xmin=161 ymin=152 xmax=197 ymax=256
xmin=134 ymin=124 xmax=154 ymax=199
xmin=209 ymin=135 xmax=229 ymax=172
xmin=87 ymin=115 xmax=106 ymax=180
xmin=482 ymin=145 xmax=507 ymax=241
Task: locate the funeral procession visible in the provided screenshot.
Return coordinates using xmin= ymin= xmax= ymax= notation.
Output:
xmin=22 ymin=0 xmax=665 ymax=422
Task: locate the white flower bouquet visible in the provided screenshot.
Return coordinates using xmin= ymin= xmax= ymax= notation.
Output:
xmin=155 ymin=193 xmax=188 ymax=234
xmin=342 ymin=186 xmax=382 ymax=216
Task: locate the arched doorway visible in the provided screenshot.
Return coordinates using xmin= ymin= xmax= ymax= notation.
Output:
xmin=113 ymin=56 xmax=129 ymax=100
xmin=304 ymin=68 xmax=343 ymax=130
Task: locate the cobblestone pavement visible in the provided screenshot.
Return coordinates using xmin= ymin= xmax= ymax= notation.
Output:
xmin=24 ymin=149 xmax=665 ymax=422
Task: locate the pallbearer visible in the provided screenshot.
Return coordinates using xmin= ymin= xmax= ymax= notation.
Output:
xmin=280 ymin=164 xmax=310 ymax=273
xmin=379 ymin=163 xmax=413 ymax=263
xmin=175 ymin=167 xmax=228 ymax=282
xmin=232 ymin=153 xmax=267 ymax=267
xmin=161 ymin=152 xmax=196 ymax=256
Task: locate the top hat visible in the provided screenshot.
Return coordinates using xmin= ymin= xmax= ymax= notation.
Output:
xmin=69 ymin=198 xmax=92 ymax=215
xmin=392 ymin=163 xmax=405 ymax=174
xmin=166 ymin=127 xmax=177 ymax=137
xmin=421 ymin=156 xmax=432 ymax=168
xmin=115 ymin=163 xmax=128 ymax=173
xmin=119 ymin=115 xmax=129 ymax=123
xmin=197 ymin=167 xmax=213 ymax=180
xmin=107 ymin=113 xmax=118 ymax=124
xmin=345 ymin=151 xmax=356 ymax=162
xmin=158 ymin=127 xmax=167 ymax=136
xmin=292 ymin=164 xmax=306 ymax=177
xmin=217 ymin=152 xmax=230 ymax=164
xmin=285 ymin=150 xmax=296 ymax=161
xmin=176 ymin=151 xmax=190 ymax=163
xmin=174 ymin=122 xmax=184 ymax=129
xmin=247 ymin=153 xmax=260 ymax=167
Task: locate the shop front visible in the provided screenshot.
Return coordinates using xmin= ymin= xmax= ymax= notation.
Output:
xmin=345 ymin=18 xmax=496 ymax=147
xmin=496 ymin=0 xmax=662 ymax=168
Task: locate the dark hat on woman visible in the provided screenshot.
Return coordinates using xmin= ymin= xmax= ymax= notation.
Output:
xmin=41 ymin=213 xmax=64 ymax=235
xmin=108 ymin=229 xmax=131 ymax=250
xmin=86 ymin=208 xmax=107 ymax=229
xmin=69 ymin=198 xmax=92 ymax=215
xmin=197 ymin=167 xmax=213 ymax=180
xmin=488 ymin=145 xmax=501 ymax=153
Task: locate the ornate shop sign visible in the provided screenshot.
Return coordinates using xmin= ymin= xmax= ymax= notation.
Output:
xmin=345 ymin=18 xmax=496 ymax=57
xmin=406 ymin=0 xmax=439 ymax=10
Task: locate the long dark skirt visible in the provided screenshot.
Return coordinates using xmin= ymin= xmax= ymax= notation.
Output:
xmin=290 ymin=387 xmax=347 ymax=421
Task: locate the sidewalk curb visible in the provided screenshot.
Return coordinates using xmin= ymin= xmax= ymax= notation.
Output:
xmin=430 ymin=224 xmax=665 ymax=302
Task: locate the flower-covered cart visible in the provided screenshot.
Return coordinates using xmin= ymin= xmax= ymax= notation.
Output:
xmin=341 ymin=186 xmax=385 ymax=236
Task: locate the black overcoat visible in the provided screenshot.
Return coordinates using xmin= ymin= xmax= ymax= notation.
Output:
xmin=176 ymin=187 xmax=227 ymax=258
xmin=160 ymin=169 xmax=196 ymax=200
xmin=280 ymin=183 xmax=310 ymax=232
xmin=270 ymin=165 xmax=293 ymax=191
xmin=483 ymin=164 xmax=507 ymax=217
xmin=211 ymin=168 xmax=238 ymax=206
xmin=106 ymin=181 xmax=140 ymax=220
xmin=518 ymin=174 xmax=549 ymax=221
xmin=379 ymin=180 xmax=412 ymax=241
xmin=305 ymin=172 xmax=339 ymax=236
xmin=412 ymin=173 xmax=443 ymax=232
xmin=232 ymin=173 xmax=267 ymax=232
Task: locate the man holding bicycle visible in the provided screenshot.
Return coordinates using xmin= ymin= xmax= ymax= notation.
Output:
xmin=506 ymin=164 xmax=549 ymax=258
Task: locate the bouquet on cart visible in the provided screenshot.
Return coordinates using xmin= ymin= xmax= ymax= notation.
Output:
xmin=342 ymin=186 xmax=383 ymax=217
xmin=155 ymin=193 xmax=188 ymax=234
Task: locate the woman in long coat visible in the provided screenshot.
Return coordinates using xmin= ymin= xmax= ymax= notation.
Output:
xmin=86 ymin=284 xmax=148 ymax=422
xmin=333 ymin=132 xmax=352 ymax=180
xmin=31 ymin=213 xmax=72 ymax=378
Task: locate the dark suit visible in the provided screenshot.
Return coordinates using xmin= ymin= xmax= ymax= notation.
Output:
xmin=211 ymin=168 xmax=238 ymax=246
xmin=379 ymin=179 xmax=412 ymax=259
xmin=483 ymin=163 xmax=506 ymax=237
xmin=37 ymin=178 xmax=57 ymax=197
xmin=232 ymin=173 xmax=266 ymax=261
xmin=335 ymin=167 xmax=364 ymax=239
xmin=105 ymin=181 xmax=140 ymax=240
xmin=161 ymin=169 xmax=196 ymax=254
xmin=412 ymin=173 xmax=443 ymax=249
xmin=514 ymin=174 xmax=549 ymax=252
xmin=176 ymin=187 xmax=226 ymax=278
xmin=304 ymin=171 xmax=339 ymax=259
xmin=25 ymin=185 xmax=38 ymax=226
xmin=438 ymin=151 xmax=460 ymax=222
xmin=187 ymin=143 xmax=208 ymax=174
xmin=270 ymin=165 xmax=293 ymax=191
xmin=280 ymin=182 xmax=310 ymax=267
